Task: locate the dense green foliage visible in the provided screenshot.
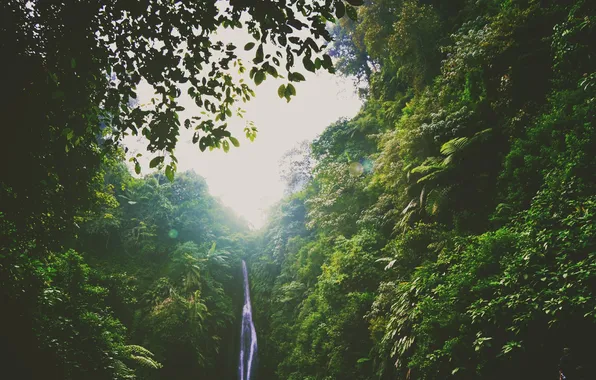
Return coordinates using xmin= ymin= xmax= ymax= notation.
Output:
xmin=2 ymin=0 xmax=595 ymax=379
xmin=1 ymin=0 xmax=342 ymax=176
xmin=82 ymin=166 xmax=250 ymax=379
xmin=1 ymin=155 xmax=250 ymax=378
xmin=249 ymin=0 xmax=596 ymax=379
xmin=1 ymin=0 xmax=355 ymax=378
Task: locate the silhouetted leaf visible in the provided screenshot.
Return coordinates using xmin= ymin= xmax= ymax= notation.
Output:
xmin=335 ymin=1 xmax=346 ymax=18
xmin=289 ymin=72 xmax=306 ymax=82
xmin=303 ymin=57 xmax=316 ymax=72
xmin=254 ymin=44 xmax=264 ymax=63
xmin=345 ymin=0 xmax=363 ymax=6
xmin=149 ymin=156 xmax=164 ymax=168
xmin=346 ymin=5 xmax=358 ymax=20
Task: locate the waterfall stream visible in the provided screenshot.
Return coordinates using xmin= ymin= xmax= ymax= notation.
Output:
xmin=239 ymin=260 xmax=257 ymax=380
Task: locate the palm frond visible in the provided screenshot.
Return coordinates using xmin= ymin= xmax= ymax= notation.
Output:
xmin=410 ymin=164 xmax=443 ymax=175
xmin=440 ymin=136 xmax=470 ymax=156
xmin=425 ymin=187 xmax=451 ymax=215
xmin=122 ymin=344 xmax=162 ymax=372
xmin=125 ymin=345 xmax=155 ymax=358
xmin=208 ymin=241 xmax=217 ymax=255
xmin=416 ymin=169 xmax=444 ymax=185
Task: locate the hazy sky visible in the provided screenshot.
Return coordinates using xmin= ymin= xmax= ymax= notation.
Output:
xmin=125 ymin=28 xmax=362 ymax=228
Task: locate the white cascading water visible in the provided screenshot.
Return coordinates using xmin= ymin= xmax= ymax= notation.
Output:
xmin=239 ymin=260 xmax=257 ymax=380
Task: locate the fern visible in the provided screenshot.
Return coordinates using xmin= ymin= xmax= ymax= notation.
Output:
xmin=124 ymin=345 xmax=155 ymax=358
xmin=410 ymin=164 xmax=443 ymax=175
xmin=440 ymin=136 xmax=469 ymax=156
xmin=122 ymin=344 xmax=162 ymax=371
xmin=130 ymin=355 xmax=162 ymax=369
xmin=440 ymin=129 xmax=492 ymax=165
xmin=425 ymin=187 xmax=452 ymax=215
xmin=416 ymin=169 xmax=444 ymax=185
xmin=113 ymin=360 xmax=136 ymax=380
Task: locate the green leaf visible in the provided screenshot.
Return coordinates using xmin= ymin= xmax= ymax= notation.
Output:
xmin=322 ymin=54 xmax=333 ymax=69
xmin=303 ymin=56 xmax=316 ymax=72
xmin=265 ymin=65 xmax=278 ymax=77
xmin=249 ymin=67 xmax=258 ymax=79
xmin=229 ymin=136 xmax=240 ymax=147
xmin=255 ymin=70 xmax=266 ymax=86
xmin=346 ymin=5 xmax=358 ymax=20
xmin=284 ymin=83 xmax=296 ymax=102
xmin=199 ymin=137 xmax=208 ymax=152
xmin=149 ymin=156 xmax=164 ymax=168
xmin=278 ymin=34 xmax=287 ymax=46
xmin=254 ymin=44 xmax=264 ymax=64
xmin=244 ymin=42 xmax=255 ymax=51
xmin=165 ymin=165 xmax=175 ymax=182
xmin=278 ymin=84 xmax=286 ymax=98
xmin=289 ymin=72 xmax=306 ymax=82
xmin=63 ymin=128 xmax=74 ymax=141
xmin=286 ymin=83 xmax=296 ymax=96
xmin=134 ymin=161 xmax=141 ymax=175
xmin=222 ymin=140 xmax=230 ymax=153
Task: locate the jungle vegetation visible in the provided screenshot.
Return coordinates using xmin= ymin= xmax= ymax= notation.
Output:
xmin=1 ymin=0 xmax=595 ymax=379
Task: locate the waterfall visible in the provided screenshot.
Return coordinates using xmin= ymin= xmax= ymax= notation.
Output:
xmin=239 ymin=260 xmax=257 ymax=380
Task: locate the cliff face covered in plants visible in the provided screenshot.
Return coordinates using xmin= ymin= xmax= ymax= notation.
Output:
xmin=248 ymin=1 xmax=596 ymax=379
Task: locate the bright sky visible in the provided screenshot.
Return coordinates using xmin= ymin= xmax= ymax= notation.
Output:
xmin=124 ymin=27 xmax=362 ymax=229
